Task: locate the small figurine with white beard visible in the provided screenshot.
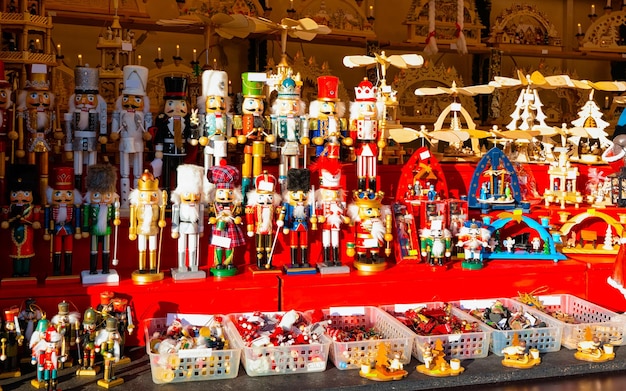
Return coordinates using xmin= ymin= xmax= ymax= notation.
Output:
xmin=63 ymin=66 xmax=107 ymax=192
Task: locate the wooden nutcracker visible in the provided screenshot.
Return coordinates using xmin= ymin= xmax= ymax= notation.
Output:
xmin=98 ymin=293 xmax=134 ymax=365
xmin=28 ymin=318 xmax=50 ymax=387
xmin=50 ymin=301 xmax=80 ymax=368
xmin=94 ymin=316 xmax=124 ymax=388
xmin=0 ymin=308 xmax=23 ymax=377
xmin=0 ymin=60 xmax=17 ymax=205
xmin=309 ymin=76 xmax=351 ymax=159
xmin=32 ymin=326 xmax=63 ymax=391
xmin=75 ymin=308 xmax=99 ymax=376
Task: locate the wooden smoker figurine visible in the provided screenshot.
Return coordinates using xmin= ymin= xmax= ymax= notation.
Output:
xmin=1 ymin=164 xmax=41 ymax=277
xmin=81 ymin=164 xmax=121 ymax=284
xmin=198 ymin=70 xmax=232 ymax=176
xmin=94 ymin=316 xmax=124 ymax=388
xmin=16 ymin=64 xmax=59 ymax=204
xmin=63 ymin=65 xmax=108 ymax=191
xmin=170 ymin=164 xmax=209 ymax=280
xmin=44 ymin=167 xmax=82 ymax=277
xmin=128 ymin=170 xmax=167 ymax=283
xmin=309 ymin=75 xmax=350 ymax=159
xmin=0 ymin=60 xmax=16 ymax=205
xmin=110 ymin=65 xmax=152 ymax=209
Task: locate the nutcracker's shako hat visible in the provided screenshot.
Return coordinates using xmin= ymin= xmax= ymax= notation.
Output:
xmin=352 ymin=189 xmax=384 ymax=207
xmin=287 ymin=168 xmax=310 ymax=192
xmin=83 ymin=308 xmax=97 ymax=325
xmin=105 ymin=316 xmax=118 ymax=332
xmin=112 ymin=297 xmax=128 ymax=312
xmin=175 ymin=164 xmax=204 ymax=195
xmin=51 ymin=167 xmax=74 ymax=191
xmin=241 ymin=72 xmax=266 ymax=98
xmin=202 ymin=70 xmax=228 ymax=98
xmin=74 ymin=66 xmax=99 ymax=94
xmin=122 ymin=65 xmax=149 ymax=96
xmin=45 ymin=325 xmax=61 ymax=343
xmin=7 ymin=164 xmax=38 ymax=195
xmin=35 ymin=318 xmax=50 ymax=333
xmin=137 ymin=169 xmax=159 ymax=192
xmin=100 ymin=291 xmax=114 ymax=306
xmin=207 ymin=160 xmax=239 ymax=190
xmin=25 ymin=64 xmax=49 ymax=91
xmin=57 ymin=301 xmax=69 ymax=316
xmin=4 ymin=308 xmax=18 ymax=324
xmin=255 ymin=171 xmax=277 ymax=194
xmin=354 ymin=78 xmax=377 ymax=102
xmin=86 ymin=164 xmax=117 ymax=194
xmin=164 ymin=76 xmax=188 ymax=100
xmin=317 ymin=76 xmax=339 ymax=102
xmin=277 ymin=76 xmax=299 ymax=99
xmin=0 ymin=60 xmax=10 ymax=89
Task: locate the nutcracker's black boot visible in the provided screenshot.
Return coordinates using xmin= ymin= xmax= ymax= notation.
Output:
xmin=301 ymin=247 xmax=310 ymax=268
xmin=90 ymin=253 xmax=98 ymax=274
xmin=102 ymin=253 xmax=110 ymax=274
xmin=369 ymin=178 xmax=377 ymax=192
xmin=64 ymin=253 xmax=73 ymax=275
xmin=323 ymin=247 xmax=331 ymax=266
xmin=333 ymin=246 xmax=341 ymax=266
xmin=290 ymin=247 xmax=299 ymax=267
xmin=53 ymin=253 xmax=62 ymax=276
xmin=257 ymin=250 xmax=264 ymax=269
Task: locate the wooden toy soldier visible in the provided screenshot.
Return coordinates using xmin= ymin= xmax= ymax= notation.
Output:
xmin=309 ymin=75 xmax=350 ymax=159
xmin=0 ymin=308 xmax=23 ymax=377
xmin=16 ymin=64 xmax=60 ymax=203
xmin=153 ymin=76 xmax=198 ymax=194
xmin=281 ymin=168 xmax=316 ymax=269
xmin=50 ymin=301 xmax=80 ymax=368
xmin=233 ymin=72 xmax=274 ymax=200
xmin=82 ymin=164 xmax=121 ymax=277
xmin=171 ymin=164 xmax=209 ymax=279
xmin=1 ymin=164 xmax=41 ymax=277
xmin=33 ymin=326 xmax=63 ymax=391
xmin=246 ymin=171 xmax=283 ymax=269
xmin=128 ymin=170 xmax=166 ymax=283
xmin=110 ymin=65 xmax=152 ymax=209
xmin=63 ymin=65 xmax=108 ymax=192
xmin=198 ymin=70 xmax=232 ymax=176
xmin=97 ymin=293 xmax=134 ymax=365
xmin=207 ymin=161 xmax=245 ymax=277
xmin=270 ymin=74 xmax=309 ymax=192
xmin=0 ymin=60 xmax=17 ymax=205
xmin=76 ymin=307 xmax=99 ymax=376
xmin=94 ymin=316 xmax=124 ymax=388
xmin=44 ymin=166 xmax=82 ymax=276
xmin=29 ymin=318 xmax=50 ymax=387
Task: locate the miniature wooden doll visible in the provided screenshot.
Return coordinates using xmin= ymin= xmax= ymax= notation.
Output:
xmin=245 ymin=171 xmax=282 ymax=270
xmin=18 ymin=298 xmax=43 ymax=343
xmin=63 ymin=65 xmax=107 ymax=192
xmin=457 ymin=221 xmax=492 ymax=270
xmin=44 ymin=166 xmax=82 ymax=276
xmin=0 ymin=308 xmax=23 ymax=377
xmin=128 ymin=170 xmax=166 ymax=283
xmin=33 ymin=326 xmax=62 ymax=391
xmin=29 ymin=318 xmax=50 ymax=387
xmin=1 ymin=164 xmax=41 ymax=277
xmin=110 ymin=65 xmax=153 ymax=209
xmin=207 ymin=162 xmax=245 ymax=276
xmin=153 ymin=76 xmax=198 ymax=194
xmin=16 ymin=64 xmax=59 ymax=203
xmin=198 ymin=70 xmax=233 ymax=176
xmin=350 ymin=78 xmax=382 ymax=192
xmin=76 ymin=308 xmax=98 ymax=376
xmin=50 ymin=301 xmax=80 ymax=368
xmin=0 ymin=60 xmax=17 ymax=205
xmin=94 ymin=316 xmax=124 ymax=388
xmin=82 ymin=164 xmax=121 ymax=277
xmin=171 ymin=164 xmax=209 ymax=279
xmin=98 ymin=293 xmax=134 ymax=364
xmin=281 ymin=168 xmax=316 ymax=269
xmin=419 ymin=219 xmax=452 ymax=266
xmin=270 ymin=74 xmax=309 ymax=191
xmin=233 ymin=72 xmax=274 ymax=200
xmin=309 ymin=76 xmax=350 ymax=159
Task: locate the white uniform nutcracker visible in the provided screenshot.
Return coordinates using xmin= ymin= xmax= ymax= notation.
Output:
xmin=110 ymin=65 xmax=152 ymax=209
xmin=128 ymin=170 xmax=166 ymax=283
xmin=64 ymin=65 xmax=107 ymax=191
xmin=198 ymin=70 xmax=232 ymax=176
xmin=170 ymin=164 xmax=209 ymax=279
xmin=456 ymin=221 xmax=491 ymax=270
xmin=350 ymin=78 xmax=382 ymax=192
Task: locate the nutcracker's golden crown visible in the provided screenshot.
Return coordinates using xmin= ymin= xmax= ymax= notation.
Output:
xmin=137 ymin=170 xmax=159 ymax=191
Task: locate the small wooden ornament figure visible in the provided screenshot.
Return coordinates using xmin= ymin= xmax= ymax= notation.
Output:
xmin=456 ymin=221 xmax=492 ymax=270
xmin=32 ymin=326 xmax=63 ymax=391
xmin=18 ymin=298 xmax=43 ymax=343
xmin=63 ymin=65 xmax=108 ymax=192
xmin=44 ymin=167 xmax=82 ymax=277
xmin=16 ymin=64 xmax=59 ymax=204
xmin=170 ymin=164 xmax=209 ymax=280
xmin=28 ymin=318 xmax=50 ymax=387
xmin=98 ymin=293 xmax=134 ymax=365
xmin=574 ymin=327 xmax=615 ymax=362
xmin=50 ymin=301 xmax=80 ymax=369
xmin=153 ymin=76 xmax=198 ymax=194
xmin=1 ymin=164 xmax=41 ymax=277
xmin=246 ymin=171 xmax=283 ymax=270
xmin=198 ymin=70 xmax=233 ymax=176
xmin=94 ymin=316 xmax=124 ymax=388
xmin=0 ymin=60 xmax=17 ymax=205
xmin=110 ymin=65 xmax=153 ymax=209
xmin=416 ymin=339 xmax=465 ymax=377
xmin=207 ymin=161 xmax=245 ymax=277
xmin=501 ymin=334 xmax=541 ymax=369
xmin=309 ymin=76 xmax=351 ymax=159
xmin=419 ymin=219 xmax=452 ymax=266
xmin=359 ymin=342 xmax=408 ymax=381
xmin=75 ymin=308 xmax=99 ymax=376
xmin=350 ymin=78 xmax=381 ymax=192
xmin=128 ymin=170 xmax=166 ymax=283
xmin=81 ymin=164 xmax=121 ymax=284
xmin=0 ymin=308 xmax=23 ymax=377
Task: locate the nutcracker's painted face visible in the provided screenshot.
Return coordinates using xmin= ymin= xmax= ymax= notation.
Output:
xmin=257 ymin=193 xmax=274 ymax=205
xmin=242 ymin=97 xmax=263 ymax=114
xmin=206 ymin=95 xmax=225 ymax=113
xmin=181 ymin=192 xmax=200 ymax=205
xmin=138 ymin=190 xmax=159 ymax=205
xmin=319 ymin=101 xmax=336 ymax=116
xmin=289 ymin=190 xmax=308 ymax=204
xmin=26 ymin=91 xmax=51 ymax=109
xmin=74 ymin=93 xmax=98 ymax=110
xmin=358 ymin=205 xmax=380 ymax=220
xmin=122 ymin=94 xmax=144 ymax=111
xmin=164 ymin=98 xmax=188 ymax=117
xmin=356 ymin=101 xmax=376 ymax=117
xmin=0 ymin=86 xmax=12 ymax=110
xmin=276 ymin=98 xmax=297 ymax=116
xmin=51 ymin=189 xmax=74 ymax=205
xmin=215 ymin=188 xmax=234 ymax=203
xmin=10 ymin=190 xmax=33 ymax=206
xmin=90 ymin=191 xmax=115 ymax=205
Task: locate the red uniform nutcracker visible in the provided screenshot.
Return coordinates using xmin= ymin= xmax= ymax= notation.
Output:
xmin=350 ymin=78 xmax=381 ymax=192
xmin=44 ymin=167 xmax=82 ymax=276
xmin=35 ymin=326 xmax=62 ymax=391
xmin=309 ymin=76 xmax=351 ymax=159
xmin=0 ymin=60 xmax=17 ymax=205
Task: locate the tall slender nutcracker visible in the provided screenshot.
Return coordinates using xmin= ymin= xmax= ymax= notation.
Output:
xmin=50 ymin=301 xmax=81 ymax=368
xmin=198 ymin=70 xmax=233 ymax=176
xmin=16 ymin=64 xmax=60 ymax=204
xmin=94 ymin=316 xmax=124 ymax=388
xmin=75 ymin=307 xmax=98 ymax=376
xmin=110 ymin=65 xmax=152 ymax=209
xmin=63 ymin=65 xmax=107 ymax=192
xmin=309 ymin=76 xmax=351 ymax=159
xmin=170 ymin=164 xmax=209 ymax=279
xmin=44 ymin=167 xmax=82 ymax=276
xmin=270 ymin=74 xmax=309 ymax=192
xmin=0 ymin=60 xmax=17 ymax=205
xmin=128 ymin=170 xmax=166 ymax=283
xmin=281 ymin=168 xmax=316 ymax=269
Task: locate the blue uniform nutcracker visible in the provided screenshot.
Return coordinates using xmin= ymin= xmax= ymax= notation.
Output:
xmin=281 ymin=168 xmax=316 ymax=269
xmin=309 ymin=76 xmax=350 ymax=159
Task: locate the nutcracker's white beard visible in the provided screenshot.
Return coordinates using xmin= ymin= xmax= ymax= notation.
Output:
xmin=97 ymin=204 xmax=108 ymax=233
xmin=260 ymin=207 xmax=271 ymax=231
xmin=142 ymin=205 xmax=153 ymax=233
xmin=215 ymin=115 xmax=224 ymax=131
xmin=370 ymin=218 xmax=385 ymax=242
xmin=56 ymin=204 xmax=67 ymax=223
xmin=36 ymin=111 xmax=49 ymax=130
xmin=293 ymin=205 xmax=306 ymax=219
xmin=78 ymin=110 xmax=90 ymax=130
xmin=327 ymin=204 xmax=342 ymax=227
xmin=180 ymin=204 xmax=199 ymax=223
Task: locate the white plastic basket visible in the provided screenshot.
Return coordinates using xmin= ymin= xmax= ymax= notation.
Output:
xmin=380 ymin=302 xmax=492 ymax=362
xmin=453 ymin=298 xmax=563 ymax=356
xmin=144 ymin=317 xmax=240 ymax=384
xmin=227 ymin=311 xmax=330 ymax=376
xmin=320 ymin=306 xmax=414 ymax=370
xmin=514 ymin=293 xmax=625 ymax=349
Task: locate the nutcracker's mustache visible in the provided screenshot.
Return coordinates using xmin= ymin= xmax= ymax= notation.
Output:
xmin=30 ymin=102 xmax=50 ymax=108
xmin=166 ymin=108 xmax=187 ymax=115
xmin=208 ymin=105 xmax=225 ymax=111
xmin=123 ymin=103 xmax=140 ymax=109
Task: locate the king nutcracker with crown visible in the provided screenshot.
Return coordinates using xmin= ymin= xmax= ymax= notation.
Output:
xmin=309 ymin=76 xmax=351 ymax=159
xmin=64 ymin=65 xmax=108 ymax=192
